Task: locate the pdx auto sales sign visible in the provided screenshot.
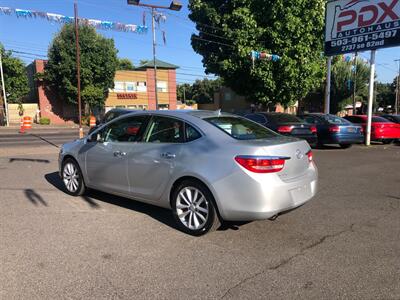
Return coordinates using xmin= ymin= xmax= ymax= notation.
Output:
xmin=325 ymin=0 xmax=400 ymax=55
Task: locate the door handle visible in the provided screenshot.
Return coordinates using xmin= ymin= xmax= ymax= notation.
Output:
xmin=161 ymin=152 xmax=176 ymax=159
xmin=113 ymin=151 xmax=127 ymax=157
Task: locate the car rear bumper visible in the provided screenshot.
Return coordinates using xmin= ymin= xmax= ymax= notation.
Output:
xmin=211 ymin=164 xmax=318 ymax=221
xmin=325 ymin=134 xmax=364 ymax=144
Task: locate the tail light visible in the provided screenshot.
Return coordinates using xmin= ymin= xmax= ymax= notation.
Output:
xmin=277 ymin=125 xmax=293 ymax=133
xmin=359 ymin=127 xmax=364 ymax=133
xmin=310 ymin=126 xmax=317 ymax=134
xmin=235 ymin=156 xmax=289 ymax=173
xmin=329 ymin=125 xmax=340 ymax=133
xmin=307 ymin=150 xmax=313 ymax=163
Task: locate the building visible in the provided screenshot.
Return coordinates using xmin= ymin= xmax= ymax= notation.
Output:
xmin=198 ymin=86 xmax=299 ymax=114
xmin=29 ymin=59 xmax=178 ymax=125
xmin=105 ymin=60 xmax=178 ymax=111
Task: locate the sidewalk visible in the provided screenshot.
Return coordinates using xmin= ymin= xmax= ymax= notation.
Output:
xmin=0 ymin=124 xmax=89 ymax=135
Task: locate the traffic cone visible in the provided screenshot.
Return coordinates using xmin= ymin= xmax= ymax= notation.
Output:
xmin=19 ymin=118 xmax=25 ymax=134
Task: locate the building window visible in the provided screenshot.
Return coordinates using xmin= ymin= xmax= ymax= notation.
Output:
xmin=159 ymin=104 xmax=169 ymax=110
xmin=114 ymin=82 xmax=124 ymax=92
xmin=157 ymin=81 xmax=168 ymax=93
xmin=126 ymin=82 xmax=136 ymax=92
xmin=137 ymin=81 xmax=147 ymax=92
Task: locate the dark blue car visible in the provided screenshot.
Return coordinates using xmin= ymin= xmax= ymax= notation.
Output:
xmin=298 ymin=113 xmax=364 ymax=148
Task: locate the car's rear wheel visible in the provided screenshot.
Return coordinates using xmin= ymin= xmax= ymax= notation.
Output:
xmin=171 ymin=180 xmax=220 ymax=236
xmin=62 ymin=158 xmax=86 ymax=196
xmin=339 ymin=144 xmax=352 ymax=149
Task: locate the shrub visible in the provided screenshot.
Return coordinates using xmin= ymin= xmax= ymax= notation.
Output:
xmin=39 ymin=117 xmax=51 ymax=125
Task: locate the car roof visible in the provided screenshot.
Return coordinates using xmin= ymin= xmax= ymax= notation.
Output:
xmin=122 ymin=110 xmax=239 ymax=119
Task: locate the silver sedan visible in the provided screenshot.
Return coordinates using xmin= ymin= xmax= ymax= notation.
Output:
xmin=59 ymin=110 xmax=318 ymax=235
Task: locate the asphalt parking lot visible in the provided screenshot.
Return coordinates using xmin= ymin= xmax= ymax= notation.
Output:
xmin=1 ymin=131 xmax=399 ymax=299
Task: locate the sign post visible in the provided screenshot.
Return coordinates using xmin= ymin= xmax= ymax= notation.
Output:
xmin=324 ymin=56 xmax=332 ymax=114
xmin=366 ymin=50 xmax=376 ymax=146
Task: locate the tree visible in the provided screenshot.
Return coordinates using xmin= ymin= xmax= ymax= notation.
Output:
xmin=375 ymin=82 xmax=395 ymax=110
xmin=44 ymin=24 xmax=118 ymax=110
xmin=188 ymin=0 xmax=325 ymax=107
xmin=177 ymin=78 xmax=223 ymax=103
xmin=330 ymin=57 xmax=370 ymax=113
xmin=0 ymin=43 xmax=29 ymax=104
xmin=177 ymin=83 xmax=193 ymax=102
xmin=117 ymin=58 xmax=135 ymax=70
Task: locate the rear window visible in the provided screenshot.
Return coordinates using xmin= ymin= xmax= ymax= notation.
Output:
xmin=268 ymin=114 xmax=302 ymax=123
xmin=205 ymin=117 xmax=278 ymax=140
xmin=372 ymin=116 xmax=390 ymax=123
xmin=321 ymin=114 xmax=351 ymax=125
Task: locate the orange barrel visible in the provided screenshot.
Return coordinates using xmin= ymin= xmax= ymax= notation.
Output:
xmin=89 ymin=115 xmax=96 ymax=128
xmin=23 ymin=116 xmax=32 ymax=130
xmin=19 ymin=118 xmax=25 ymax=134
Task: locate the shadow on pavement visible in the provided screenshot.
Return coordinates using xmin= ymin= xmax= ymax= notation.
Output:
xmin=44 ymin=172 xmax=179 ymax=231
xmin=24 ymin=188 xmax=48 ymax=206
xmin=9 ymin=158 xmax=50 ymax=163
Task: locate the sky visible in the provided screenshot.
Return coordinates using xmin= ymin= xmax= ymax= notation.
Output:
xmin=0 ymin=0 xmax=399 ymax=84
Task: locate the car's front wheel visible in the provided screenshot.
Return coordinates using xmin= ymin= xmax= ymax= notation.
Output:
xmin=171 ymin=180 xmax=220 ymax=236
xmin=62 ymin=158 xmax=86 ymax=196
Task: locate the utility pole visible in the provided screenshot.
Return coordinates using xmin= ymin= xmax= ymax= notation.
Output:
xmin=0 ymin=51 xmax=9 ymax=126
xmin=74 ymin=2 xmax=83 ymax=138
xmin=395 ymin=59 xmax=400 ymax=114
xmin=352 ymin=52 xmax=358 ymax=115
xmin=151 ymin=7 xmax=159 ymax=110
xmin=127 ymin=1 xmax=182 ymax=110
xmin=183 ymin=85 xmax=186 ymax=103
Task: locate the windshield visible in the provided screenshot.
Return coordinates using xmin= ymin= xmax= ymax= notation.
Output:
xmin=268 ymin=114 xmax=302 ymax=123
xmin=321 ymin=114 xmax=351 ymax=125
xmin=205 ymin=116 xmax=278 ymax=140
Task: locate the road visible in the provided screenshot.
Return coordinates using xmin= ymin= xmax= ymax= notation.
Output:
xmin=0 ymin=132 xmax=399 ymax=299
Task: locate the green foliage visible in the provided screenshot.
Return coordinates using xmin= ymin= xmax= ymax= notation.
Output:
xmin=177 ymin=78 xmax=223 ymax=104
xmin=117 ymin=58 xmax=135 ymax=70
xmin=39 ymin=117 xmax=50 ymax=125
xmin=44 ymin=24 xmax=118 ymax=110
xmin=188 ymin=0 xmax=325 ymax=107
xmin=376 ymin=81 xmax=396 ymax=109
xmin=330 ymin=57 xmax=370 ymax=113
xmin=0 ymin=43 xmax=29 ymax=104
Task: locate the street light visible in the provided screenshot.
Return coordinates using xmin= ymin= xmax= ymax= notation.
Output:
xmin=127 ymin=0 xmax=182 ymax=110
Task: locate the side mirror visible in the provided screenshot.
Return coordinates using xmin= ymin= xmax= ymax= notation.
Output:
xmin=88 ymin=133 xmax=102 ymax=143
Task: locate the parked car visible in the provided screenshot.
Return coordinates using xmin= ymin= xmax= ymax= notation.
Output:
xmin=88 ymin=108 xmax=136 ymax=134
xmin=59 ymin=110 xmax=318 ymax=236
xmin=298 ymin=113 xmax=364 ymax=148
xmin=343 ymin=115 xmax=400 ymax=144
xmin=381 ymin=114 xmax=400 ymax=124
xmin=244 ymin=112 xmax=318 ymax=147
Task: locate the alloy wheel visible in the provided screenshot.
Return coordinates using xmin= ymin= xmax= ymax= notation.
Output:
xmin=63 ymin=162 xmax=80 ymax=193
xmin=176 ymin=187 xmax=209 ymax=230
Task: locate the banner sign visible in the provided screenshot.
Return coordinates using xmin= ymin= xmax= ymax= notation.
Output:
xmin=0 ymin=6 xmax=148 ymax=34
xmin=325 ymin=0 xmax=400 ymax=55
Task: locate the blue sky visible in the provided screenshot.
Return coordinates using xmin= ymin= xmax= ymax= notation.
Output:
xmin=0 ymin=0 xmax=399 ymax=84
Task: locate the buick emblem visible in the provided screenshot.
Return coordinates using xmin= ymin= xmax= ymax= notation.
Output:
xmin=296 ymin=149 xmax=303 ymax=159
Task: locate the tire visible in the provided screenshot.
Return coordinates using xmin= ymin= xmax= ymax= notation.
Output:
xmin=171 ymin=179 xmax=221 ymax=236
xmin=382 ymin=139 xmax=392 ymax=145
xmin=339 ymin=144 xmax=352 ymax=149
xmin=61 ymin=158 xmax=86 ymax=196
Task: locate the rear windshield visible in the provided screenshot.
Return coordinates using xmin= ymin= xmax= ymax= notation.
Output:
xmin=205 ymin=117 xmax=278 ymax=140
xmin=268 ymin=114 xmax=302 ymax=123
xmin=372 ymin=116 xmax=390 ymax=123
xmin=321 ymin=114 xmax=351 ymax=125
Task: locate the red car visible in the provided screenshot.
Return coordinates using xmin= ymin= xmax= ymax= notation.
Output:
xmin=344 ymin=115 xmax=400 ymax=143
